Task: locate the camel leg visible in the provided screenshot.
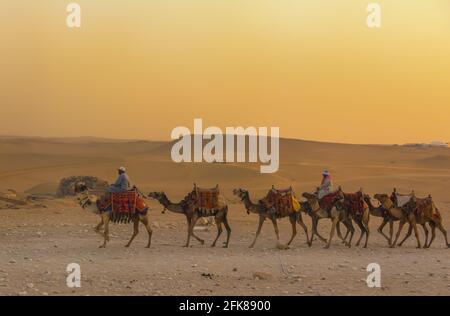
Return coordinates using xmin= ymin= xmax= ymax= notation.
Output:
xmin=363 ymin=218 xmax=370 ymax=248
xmin=311 ymin=217 xmax=328 ymax=244
xmin=125 ymin=217 xmax=139 ymax=247
xmin=398 ymin=224 xmax=413 ymax=247
xmin=343 ymin=219 xmax=355 ymax=247
xmin=377 ymin=218 xmax=390 ymax=245
xmin=427 ymin=222 xmax=436 ymax=248
xmin=187 ymin=215 xmax=201 ymax=247
xmin=411 ymin=218 xmax=422 ymax=249
xmin=99 ymin=214 xmax=110 ymax=248
xmin=141 ymin=215 xmax=153 ymax=248
xmin=324 ymin=217 xmax=338 ymax=249
xmin=222 ymin=213 xmax=231 ymax=248
xmin=296 ymin=213 xmax=310 ymax=246
xmin=421 ymin=224 xmax=429 ymax=248
xmin=211 ymin=216 xmax=223 ymax=247
xmin=185 ymin=215 xmax=198 ymax=247
xmin=287 ymin=216 xmax=297 ymax=246
xmin=271 ymin=218 xmax=280 ymax=242
xmin=250 ymin=215 xmax=265 ymax=248
xmin=388 ymin=220 xmax=394 ymax=246
xmin=355 ymin=220 xmax=365 ymax=247
xmin=185 ymin=216 xmax=204 ymax=246
xmin=391 ymin=220 xmax=406 ymax=248
xmin=94 ymin=218 xmax=104 ymax=235
xmin=337 ymin=222 xmax=348 ymax=243
xmin=435 ymin=221 xmax=449 ymax=248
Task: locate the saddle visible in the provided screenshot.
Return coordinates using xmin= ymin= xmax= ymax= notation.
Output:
xmin=183 ymin=184 xmax=221 ymax=213
xmin=97 ymin=189 xmax=148 ymax=223
xmin=343 ymin=191 xmax=365 ymax=215
xmin=259 ymin=186 xmax=299 ymax=217
xmin=318 ymin=191 xmax=341 ymax=212
xmin=390 ymin=188 xmax=415 ymax=206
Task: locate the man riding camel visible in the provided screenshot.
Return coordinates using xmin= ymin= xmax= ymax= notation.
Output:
xmin=107 ymin=166 xmax=131 ymax=193
xmin=317 ymin=170 xmax=333 ymax=199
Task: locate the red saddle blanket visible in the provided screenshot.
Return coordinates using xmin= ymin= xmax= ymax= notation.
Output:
xmin=97 ymin=191 xmax=148 ymax=216
xmin=319 ymin=191 xmax=341 ymax=211
xmin=260 ymin=187 xmax=296 ymax=217
xmin=184 ymin=185 xmax=220 ymax=211
xmin=343 ymin=192 xmax=365 ymax=214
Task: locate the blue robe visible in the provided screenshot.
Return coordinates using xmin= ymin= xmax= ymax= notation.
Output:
xmin=107 ymin=173 xmax=130 ymax=193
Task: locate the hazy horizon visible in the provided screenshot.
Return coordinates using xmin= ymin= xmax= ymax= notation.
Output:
xmin=0 ymin=133 xmax=448 ymax=146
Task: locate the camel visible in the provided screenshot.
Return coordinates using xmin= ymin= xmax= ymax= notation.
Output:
xmin=74 ymin=183 xmax=152 ymax=248
xmin=148 ymin=190 xmax=231 ymax=248
xmin=363 ymin=194 xmax=397 ymax=246
xmin=373 ymin=193 xmax=421 ymax=248
xmin=340 ymin=191 xmax=370 ymax=248
xmin=232 ymin=188 xmax=309 ymax=248
xmin=396 ymin=195 xmax=449 ymax=248
xmin=301 ymin=189 xmax=355 ymax=249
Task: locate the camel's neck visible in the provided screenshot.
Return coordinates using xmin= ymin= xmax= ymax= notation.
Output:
xmin=75 ymin=192 xmax=100 ymax=214
xmin=366 ymin=200 xmax=384 ymax=217
xmin=242 ymin=194 xmax=262 ymax=214
xmin=381 ymin=199 xmax=393 ymax=210
xmin=158 ymin=195 xmax=185 ymax=214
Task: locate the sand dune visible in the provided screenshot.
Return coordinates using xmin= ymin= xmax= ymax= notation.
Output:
xmin=0 ymin=136 xmax=449 ymax=202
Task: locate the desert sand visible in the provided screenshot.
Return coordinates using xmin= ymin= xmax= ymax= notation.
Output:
xmin=0 ymin=136 xmax=449 ymax=296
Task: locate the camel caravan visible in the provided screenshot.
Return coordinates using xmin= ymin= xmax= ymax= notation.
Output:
xmin=73 ymin=168 xmax=449 ymax=250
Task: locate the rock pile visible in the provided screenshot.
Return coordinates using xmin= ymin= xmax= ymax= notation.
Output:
xmin=56 ymin=176 xmax=109 ymax=197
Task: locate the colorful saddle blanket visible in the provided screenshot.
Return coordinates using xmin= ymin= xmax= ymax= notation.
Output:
xmin=319 ymin=191 xmax=341 ymax=211
xmin=260 ymin=187 xmax=299 ymax=217
xmin=183 ymin=185 xmax=221 ymax=211
xmin=97 ymin=191 xmax=148 ymax=222
xmin=343 ymin=192 xmax=365 ymax=215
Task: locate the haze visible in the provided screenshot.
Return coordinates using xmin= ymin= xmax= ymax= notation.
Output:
xmin=1 ymin=0 xmax=449 ymax=144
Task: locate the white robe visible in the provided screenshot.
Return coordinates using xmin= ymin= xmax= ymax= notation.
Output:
xmin=318 ymin=177 xmax=333 ymax=199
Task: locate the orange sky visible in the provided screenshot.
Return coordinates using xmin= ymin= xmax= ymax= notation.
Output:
xmin=1 ymin=0 xmax=449 ymax=144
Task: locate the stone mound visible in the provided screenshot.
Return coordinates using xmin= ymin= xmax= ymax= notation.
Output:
xmin=56 ymin=176 xmax=109 ymax=197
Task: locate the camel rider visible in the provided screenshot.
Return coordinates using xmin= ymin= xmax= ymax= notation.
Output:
xmin=317 ymin=170 xmax=333 ymax=199
xmin=107 ymin=167 xmax=131 ymax=193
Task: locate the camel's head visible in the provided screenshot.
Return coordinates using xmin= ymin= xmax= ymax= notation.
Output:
xmin=301 ymin=192 xmax=318 ymax=202
xmin=233 ymin=188 xmax=249 ymax=201
xmin=233 ymin=188 xmax=250 ymax=214
xmin=373 ymin=193 xmax=390 ymax=207
xmin=75 ymin=192 xmax=99 ymax=214
xmin=148 ymin=191 xmax=166 ymax=200
xmin=362 ymin=193 xmax=373 ymax=205
xmin=74 ymin=181 xmax=89 ymax=194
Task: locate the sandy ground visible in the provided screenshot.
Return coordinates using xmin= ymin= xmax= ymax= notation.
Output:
xmin=0 ymin=198 xmax=449 ymax=296
xmin=0 ymin=137 xmax=449 ymax=296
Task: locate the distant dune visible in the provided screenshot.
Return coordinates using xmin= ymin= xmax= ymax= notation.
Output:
xmin=416 ymin=155 xmax=450 ymax=169
xmin=0 ymin=136 xmax=449 ymax=202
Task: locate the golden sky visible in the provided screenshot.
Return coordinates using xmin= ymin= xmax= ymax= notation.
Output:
xmin=1 ymin=0 xmax=449 ymax=144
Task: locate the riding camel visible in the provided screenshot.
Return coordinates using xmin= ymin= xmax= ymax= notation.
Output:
xmin=74 ymin=183 xmax=153 ymax=248
xmin=373 ymin=192 xmax=421 ymax=248
xmin=232 ymin=188 xmax=309 ymax=248
xmin=363 ymin=194 xmax=398 ymax=246
xmin=396 ymin=195 xmax=449 ymax=248
xmin=149 ymin=185 xmax=231 ymax=248
xmin=301 ymin=188 xmax=355 ymax=249
xmin=338 ymin=190 xmax=371 ymax=248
